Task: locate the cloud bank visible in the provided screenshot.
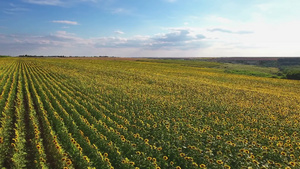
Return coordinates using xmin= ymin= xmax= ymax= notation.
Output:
xmin=0 ymin=29 xmax=208 ymax=56
xmin=208 ymin=28 xmax=253 ymax=34
xmin=23 ymin=0 xmax=63 ymax=6
xmin=2 ymin=20 xmax=300 ymax=57
xmin=52 ymin=20 xmax=79 ymax=25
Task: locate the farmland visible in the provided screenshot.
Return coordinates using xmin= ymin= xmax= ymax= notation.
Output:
xmin=0 ymin=57 xmax=300 ymax=169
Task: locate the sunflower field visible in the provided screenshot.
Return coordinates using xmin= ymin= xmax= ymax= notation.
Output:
xmin=0 ymin=57 xmax=299 ymax=169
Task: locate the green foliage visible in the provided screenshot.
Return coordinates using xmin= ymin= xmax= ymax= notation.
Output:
xmin=221 ymin=63 xmax=280 ymax=78
xmin=280 ymin=65 xmax=300 ymax=80
xmin=224 ymin=69 xmax=276 ymax=77
xmin=286 ymin=70 xmax=300 ymax=80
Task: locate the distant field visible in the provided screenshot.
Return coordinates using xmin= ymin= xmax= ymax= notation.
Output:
xmin=140 ymin=59 xmax=281 ymax=78
xmin=0 ymin=57 xmax=300 ymax=169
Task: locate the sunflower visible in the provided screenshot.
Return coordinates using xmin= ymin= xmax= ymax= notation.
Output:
xmin=190 ymin=162 xmax=197 ymax=167
xmin=275 ymin=163 xmax=282 ymax=167
xmin=224 ymin=164 xmax=231 ymax=169
xmin=216 ymin=160 xmax=223 ymax=165
xmin=253 ymin=160 xmax=259 ymax=165
xmin=281 ymin=151 xmax=287 ymax=156
xmin=226 ymin=141 xmax=232 ymax=144
xmin=66 ymin=160 xmax=72 ymax=165
xmin=83 ymin=156 xmax=90 ymax=163
xmin=289 ymin=161 xmax=296 ymax=167
xmin=199 ymin=164 xmax=206 ymax=168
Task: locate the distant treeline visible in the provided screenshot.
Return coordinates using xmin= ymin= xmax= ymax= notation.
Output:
xmin=278 ymin=58 xmax=300 ymax=66
xmin=19 ymin=55 xmax=66 ymax=57
xmin=18 ymin=55 xmax=114 ymax=58
xmin=213 ymin=57 xmax=300 ymax=66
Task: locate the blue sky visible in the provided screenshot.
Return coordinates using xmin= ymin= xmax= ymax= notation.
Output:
xmin=1 ymin=0 xmax=300 ymax=57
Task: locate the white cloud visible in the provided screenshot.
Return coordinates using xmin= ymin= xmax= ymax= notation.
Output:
xmin=22 ymin=0 xmax=101 ymax=6
xmin=150 ymin=29 xmax=206 ymax=49
xmin=52 ymin=20 xmax=79 ymax=25
xmin=3 ymin=3 xmax=29 ymax=14
xmin=23 ymin=0 xmax=62 ymax=6
xmin=208 ymin=28 xmax=253 ymax=34
xmin=114 ymin=30 xmax=124 ymax=35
